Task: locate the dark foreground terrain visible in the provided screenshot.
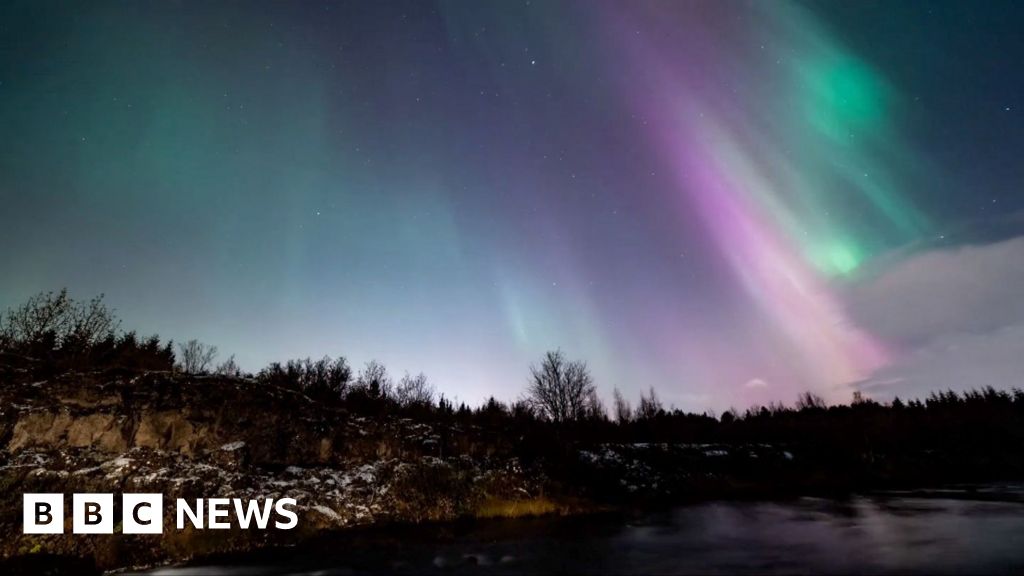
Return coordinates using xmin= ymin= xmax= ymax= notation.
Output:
xmin=1 ymin=359 xmax=1023 ymax=573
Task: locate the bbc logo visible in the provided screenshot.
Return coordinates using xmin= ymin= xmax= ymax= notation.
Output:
xmin=24 ymin=493 xmax=163 ymax=534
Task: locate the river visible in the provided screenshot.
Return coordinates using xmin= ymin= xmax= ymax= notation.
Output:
xmin=140 ymin=486 xmax=1024 ymax=575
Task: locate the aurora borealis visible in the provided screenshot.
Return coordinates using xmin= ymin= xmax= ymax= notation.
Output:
xmin=2 ymin=1 xmax=1024 ymax=410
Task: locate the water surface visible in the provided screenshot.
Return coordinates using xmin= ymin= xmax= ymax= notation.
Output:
xmin=141 ymin=489 xmax=1024 ymax=575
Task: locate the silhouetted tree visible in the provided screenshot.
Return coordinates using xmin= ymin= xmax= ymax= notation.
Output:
xmin=720 ymin=409 xmax=736 ymax=425
xmin=437 ymin=394 xmax=455 ymax=416
xmin=300 ymin=356 xmax=351 ymax=400
xmin=526 ymin=350 xmax=600 ymax=423
xmin=796 ymin=391 xmax=827 ymax=411
xmin=0 ymin=290 xmax=175 ymax=373
xmin=215 ymin=354 xmax=242 ymax=377
xmin=613 ymin=388 xmax=632 ymax=424
xmin=395 ymin=372 xmax=434 ymax=407
xmin=511 ymin=399 xmax=536 ymax=420
xmin=176 ymin=339 xmax=218 ymax=374
xmin=0 ymin=289 xmax=118 ymax=353
xmin=583 ymin=387 xmax=608 ymax=421
xmin=354 ymin=359 xmax=392 ymax=400
xmin=636 ymin=386 xmax=663 ymax=420
xmin=478 ymin=396 xmax=508 ymax=417
xmin=256 ymin=356 xmax=351 ymax=401
xmin=106 ymin=332 xmax=174 ymax=371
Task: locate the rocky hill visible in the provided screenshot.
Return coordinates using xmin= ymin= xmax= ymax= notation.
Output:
xmin=0 ymin=364 xmax=841 ymax=573
xmin=0 ymin=368 xmax=576 ymax=572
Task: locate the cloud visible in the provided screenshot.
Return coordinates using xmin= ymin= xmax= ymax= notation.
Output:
xmin=856 ymin=326 xmax=1024 ymax=397
xmin=842 ymin=235 xmax=1024 ymax=400
xmin=744 ymin=378 xmax=769 ymax=389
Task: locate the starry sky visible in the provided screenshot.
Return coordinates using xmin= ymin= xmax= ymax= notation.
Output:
xmin=2 ymin=0 xmax=1023 ymax=411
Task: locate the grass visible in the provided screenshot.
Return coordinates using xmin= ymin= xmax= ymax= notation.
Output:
xmin=473 ymin=497 xmax=565 ymax=519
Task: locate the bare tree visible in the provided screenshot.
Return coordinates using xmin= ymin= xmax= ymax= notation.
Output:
xmin=796 ymin=391 xmax=827 ymax=411
xmin=636 ymin=386 xmax=663 ymax=420
xmin=296 ymin=354 xmax=356 ymax=399
xmin=526 ymin=350 xmax=600 ymax=423
xmin=0 ymin=289 xmax=71 ymax=347
xmin=255 ymin=356 xmax=351 ymax=400
xmin=176 ymin=339 xmax=218 ymax=374
xmin=0 ymin=289 xmax=118 ymax=351
xmin=583 ymin=387 xmax=607 ymax=421
xmin=65 ymin=294 xmax=120 ymax=350
xmin=355 ymin=359 xmax=392 ymax=399
xmin=613 ymin=388 xmax=633 ymax=424
xmin=215 ymin=354 xmax=242 ymax=377
xmin=395 ymin=372 xmax=435 ymax=407
xmin=300 ymin=356 xmax=351 ymax=399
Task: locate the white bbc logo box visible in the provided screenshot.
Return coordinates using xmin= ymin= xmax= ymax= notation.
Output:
xmin=23 ymin=493 xmax=163 ymax=534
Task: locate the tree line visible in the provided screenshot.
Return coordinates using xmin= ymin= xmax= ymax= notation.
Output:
xmin=4 ymin=288 xmax=1024 ymax=456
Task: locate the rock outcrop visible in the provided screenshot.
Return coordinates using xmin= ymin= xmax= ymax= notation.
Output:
xmin=0 ymin=367 xmax=804 ymax=573
xmin=0 ymin=370 xmax=568 ymax=572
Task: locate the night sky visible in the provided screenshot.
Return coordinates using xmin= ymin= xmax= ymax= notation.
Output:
xmin=2 ymin=1 xmax=1023 ymax=411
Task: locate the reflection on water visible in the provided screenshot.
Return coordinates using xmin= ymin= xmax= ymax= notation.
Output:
xmin=141 ymin=491 xmax=1024 ymax=575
